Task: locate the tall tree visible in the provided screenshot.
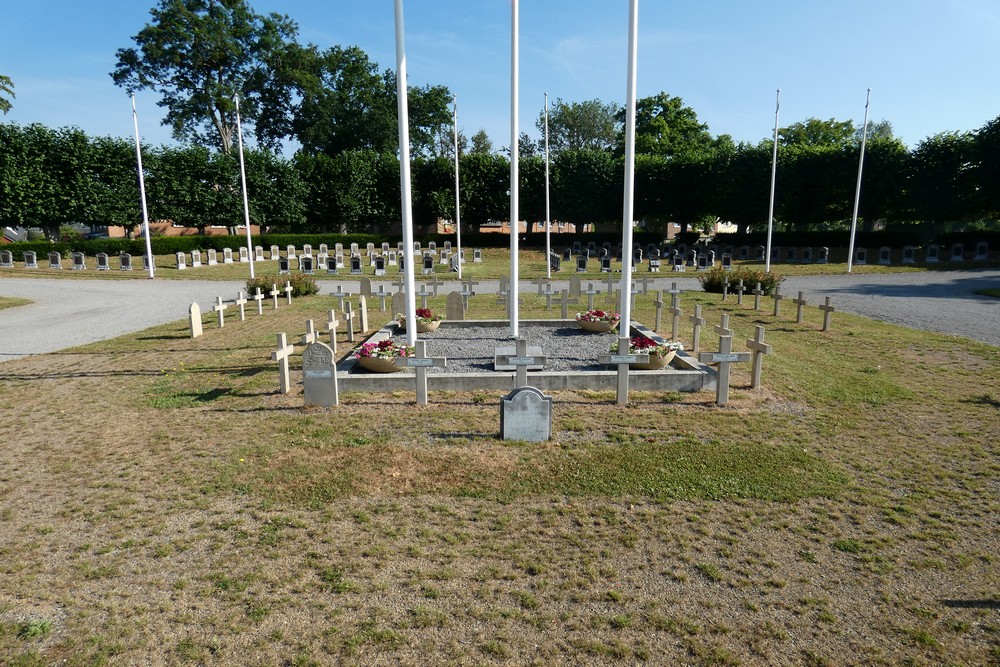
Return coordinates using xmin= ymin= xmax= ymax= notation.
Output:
xmin=469 ymin=129 xmax=493 ymax=155
xmin=111 ymin=0 xmax=300 ymax=153
xmin=538 ymin=98 xmax=620 ymax=154
xmin=779 ymin=118 xmax=856 ymax=148
xmin=0 ymin=75 xmax=14 ymax=114
xmin=618 ymin=92 xmax=719 ymax=156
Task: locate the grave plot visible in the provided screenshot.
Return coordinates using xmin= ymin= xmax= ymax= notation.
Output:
xmin=335 ymin=318 xmax=716 ymax=394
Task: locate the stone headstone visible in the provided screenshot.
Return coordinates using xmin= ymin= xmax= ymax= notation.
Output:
xmin=49 ymin=252 xmax=62 ymax=269
xmin=72 ymin=252 xmax=86 ymax=270
xmin=278 ymin=256 xmax=290 ymax=274
xmin=855 ymin=247 xmax=867 ymax=265
xmin=358 ymin=295 xmax=370 ymax=333
xmin=925 ymin=244 xmax=940 ymax=263
xmin=501 ymin=386 xmax=552 ymax=442
xmin=422 ymin=254 xmax=434 ymax=274
xmin=878 ymin=246 xmax=891 ymax=265
xmin=375 ymin=256 xmax=386 ymax=276
xmin=189 ymin=302 xmax=203 ymax=338
xmin=360 ymin=277 xmax=373 ymax=299
xmin=191 ymin=250 xmax=202 ymax=267
xmin=388 ymin=250 xmax=398 ymax=266
xmin=974 ymin=241 xmax=988 ymax=261
xmin=447 ymin=291 xmax=465 ymax=321
xmin=302 ymin=244 xmax=313 ymax=257
xmin=301 ymin=256 xmax=315 ymax=274
xmin=350 ymin=256 xmax=362 ymax=274
xmin=119 ymin=253 xmax=131 ymax=270
xmin=269 ymin=245 xmax=280 ymax=259
xmin=96 ymin=253 xmax=109 ymax=270
xmin=223 ymin=247 xmax=234 ymax=264
xmin=391 ymin=291 xmax=406 ymax=318
xmin=0 ymin=250 xmax=12 ymax=268
xmin=287 ymin=245 xmax=297 ymax=259
xmin=326 ymin=257 xmax=338 ymax=273
xmin=175 ymin=251 xmax=187 ymax=270
xmin=902 ymin=245 xmax=915 ymax=263
xmin=207 ymin=249 xmax=218 ymax=265
xmin=473 ymin=248 xmax=483 ymax=263
xmin=238 ymin=246 xmax=249 ymax=263
xmin=255 ymin=246 xmax=265 ymax=262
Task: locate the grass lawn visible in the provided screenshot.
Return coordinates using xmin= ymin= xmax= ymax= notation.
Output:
xmin=0 ymin=279 xmax=997 ymax=665
xmin=0 ymin=296 xmax=31 ymax=310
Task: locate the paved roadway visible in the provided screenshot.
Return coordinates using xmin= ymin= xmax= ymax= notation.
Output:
xmin=1 ymin=268 xmax=997 ymax=363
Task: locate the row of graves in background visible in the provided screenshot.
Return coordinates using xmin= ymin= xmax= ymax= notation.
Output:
xmin=545 ymin=239 xmax=997 ymax=274
xmin=173 ymin=241 xmax=483 ymax=275
xmin=2 ymin=241 xmax=993 ymax=273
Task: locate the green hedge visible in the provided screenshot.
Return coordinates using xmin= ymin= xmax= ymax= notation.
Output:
xmin=246 ymin=273 xmax=319 ymax=298
xmin=698 ymin=266 xmax=784 ymax=296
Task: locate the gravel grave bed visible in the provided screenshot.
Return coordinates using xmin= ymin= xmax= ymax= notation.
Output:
xmin=387 ymin=323 xmax=629 ymax=373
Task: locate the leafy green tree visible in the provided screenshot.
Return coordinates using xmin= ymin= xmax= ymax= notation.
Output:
xmin=469 ymin=129 xmax=493 ymax=155
xmin=0 ymin=75 xmax=14 ymax=114
xmin=455 ymin=153 xmax=508 ymax=230
xmin=0 ymin=123 xmax=96 ymax=239
xmin=538 ymin=98 xmax=620 ymax=154
xmin=973 ymin=115 xmax=1000 ymax=219
xmin=906 ymin=131 xmax=978 ymax=228
xmin=111 ymin=0 xmax=300 ymax=153
xmin=550 ymin=149 xmax=619 ymax=225
xmin=617 ymin=92 xmax=719 ymax=156
xmin=146 ymin=145 xmax=239 ymax=231
xmin=711 ymin=142 xmax=774 ymax=235
xmin=779 ymin=118 xmax=856 ymax=148
xmin=294 ymin=150 xmax=398 ymax=233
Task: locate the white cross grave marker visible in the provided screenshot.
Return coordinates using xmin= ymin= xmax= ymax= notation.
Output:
xmin=331 ymin=285 xmax=350 ymax=311
xmin=343 ymin=302 xmax=355 ymax=343
xmin=583 ymin=283 xmax=601 ymax=311
xmin=753 ymin=282 xmax=763 ymax=310
xmin=495 ymin=338 xmax=547 ymax=388
xmin=235 ymin=291 xmax=248 ymax=322
xmin=552 ymin=289 xmax=578 ymax=319
xmin=301 ymin=319 xmax=318 ymax=345
xmin=212 ymin=296 xmax=228 ymax=328
xmin=688 ymin=304 xmax=705 ymax=354
xmin=326 ymin=310 xmax=340 ymax=353
xmin=253 ymin=287 xmax=265 ymax=315
xmin=270 ymin=283 xmax=280 ymax=309
xmin=793 ymin=291 xmax=807 ymax=323
xmin=772 ymin=286 xmax=783 ymax=318
xmin=698 ymin=329 xmax=750 ymax=407
xmin=396 ymin=340 xmax=447 ymax=405
xmin=284 ymin=281 xmax=294 ymax=305
xmin=598 ymin=335 xmax=650 ymax=406
xmin=271 ymin=332 xmax=295 ymax=395
xmin=745 ymin=325 xmax=773 ymax=389
xmin=819 ymin=297 xmax=835 ymax=331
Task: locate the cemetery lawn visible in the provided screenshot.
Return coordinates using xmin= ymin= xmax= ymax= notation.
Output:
xmin=0 ymin=292 xmax=997 ymax=666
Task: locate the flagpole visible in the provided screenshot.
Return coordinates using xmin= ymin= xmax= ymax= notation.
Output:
xmin=619 ymin=0 xmax=638 ymax=335
xmin=453 ymin=95 xmax=462 ymax=280
xmin=509 ymin=0 xmax=520 ymax=338
xmin=131 ymin=94 xmax=155 ymax=279
xmin=847 ymin=88 xmax=871 ymax=274
xmin=394 ymin=0 xmax=418 ymax=346
xmin=234 ymin=94 xmax=255 ymax=279
xmin=544 ymin=91 xmax=551 ymax=280
xmin=765 ymin=88 xmax=780 ymax=274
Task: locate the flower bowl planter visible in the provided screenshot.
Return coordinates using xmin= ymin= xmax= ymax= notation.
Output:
xmin=396 ymin=318 xmax=442 ymax=333
xmin=417 ymin=320 xmax=441 ymax=333
xmin=578 ymin=319 xmax=618 ymax=333
xmin=357 ymin=357 xmax=404 ymax=373
xmin=631 ymin=350 xmax=675 ymax=370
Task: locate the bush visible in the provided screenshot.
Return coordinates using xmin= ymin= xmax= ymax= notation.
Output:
xmin=698 ymin=266 xmax=783 ymax=296
xmin=246 ymin=273 xmax=319 ymax=298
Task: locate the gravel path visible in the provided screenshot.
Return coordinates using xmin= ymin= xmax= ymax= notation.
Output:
xmin=1 ymin=268 xmax=997 ymax=363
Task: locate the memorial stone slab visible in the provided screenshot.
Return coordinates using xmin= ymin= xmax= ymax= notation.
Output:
xmin=501 ymin=386 xmax=553 ymax=442
xmin=207 ymin=249 xmax=218 ymax=265
xmin=359 ymin=296 xmax=370 ymax=333
xmin=473 ymin=248 xmax=483 ymax=263
xmin=142 ymin=255 xmax=155 ymax=272
xmin=49 ymin=252 xmax=62 ymax=269
xmin=23 ymin=251 xmax=38 ymax=268
xmin=301 ymin=256 xmax=315 ymax=274
xmin=119 ymin=253 xmax=131 ymax=270
xmin=0 ymin=250 xmax=12 ymax=268
xmin=223 ymin=247 xmax=234 ymax=264
xmin=925 ymin=244 xmax=939 ymax=263
xmin=375 ymin=256 xmax=386 ymax=276
xmin=96 ymin=253 xmax=109 ymax=271
xmin=391 ymin=292 xmax=406 ymax=319
xmin=278 ymin=257 xmax=290 ymax=274
xmin=270 ymin=245 xmax=280 ymax=259
xmin=975 ymin=241 xmax=988 ymax=261
xmin=189 ymin=302 xmax=203 ymax=338
xmin=239 ymin=246 xmax=249 ymax=263
xmin=878 ymin=247 xmax=891 ymax=265
xmin=902 ymin=246 xmax=915 ymax=264
xmin=351 ymin=256 xmax=362 ymax=274
xmin=191 ymin=250 xmax=202 ymax=267
xmin=287 ymin=245 xmax=297 ymax=259
xmin=326 ymin=257 xmax=338 ymax=274
xmin=255 ymin=246 xmax=265 ymax=262
xmin=447 ymin=291 xmax=465 ymax=321
xmin=73 ymin=252 xmax=86 ymax=270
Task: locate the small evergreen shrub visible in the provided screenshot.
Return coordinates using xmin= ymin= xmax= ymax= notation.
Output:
xmin=698 ymin=266 xmax=783 ymax=296
xmin=246 ymin=273 xmax=319 ymax=298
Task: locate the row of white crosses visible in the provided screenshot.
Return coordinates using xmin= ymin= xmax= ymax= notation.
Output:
xmin=188 ymin=281 xmax=293 ymax=338
xmin=722 ymin=281 xmax=837 ymax=332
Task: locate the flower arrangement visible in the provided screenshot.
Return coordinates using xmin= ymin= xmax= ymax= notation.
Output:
xmin=395 ymin=308 xmax=443 ymax=323
xmin=576 ymin=309 xmax=620 ymax=324
xmin=609 ymin=335 xmax=684 ymax=358
xmin=354 ymin=339 xmax=414 ymax=360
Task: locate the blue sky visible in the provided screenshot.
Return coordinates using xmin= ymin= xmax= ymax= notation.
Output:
xmin=2 ymin=0 xmax=999 ymax=150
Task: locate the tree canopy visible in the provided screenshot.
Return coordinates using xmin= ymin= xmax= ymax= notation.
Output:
xmin=537 ymin=98 xmax=621 ymax=154
xmin=0 ymin=75 xmax=14 ymax=115
xmin=112 ymin=0 xmax=299 ymax=154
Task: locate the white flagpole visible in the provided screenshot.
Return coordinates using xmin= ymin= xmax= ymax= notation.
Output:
xmin=847 ymin=88 xmax=872 ymax=274
xmin=234 ymin=94 xmax=255 ymax=279
xmin=509 ymin=0 xmax=520 ymax=338
xmin=619 ymin=0 xmax=638 ymax=333
xmin=544 ymin=91 xmax=551 ymax=279
xmin=453 ymin=95 xmax=462 ymax=280
xmin=394 ymin=0 xmax=417 ymax=346
xmin=765 ymin=88 xmax=780 ymax=274
xmin=131 ymin=94 xmax=155 ymax=279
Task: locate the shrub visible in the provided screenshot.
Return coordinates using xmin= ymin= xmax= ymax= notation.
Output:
xmin=698 ymin=266 xmax=783 ymax=296
xmin=246 ymin=273 xmax=319 ymax=298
